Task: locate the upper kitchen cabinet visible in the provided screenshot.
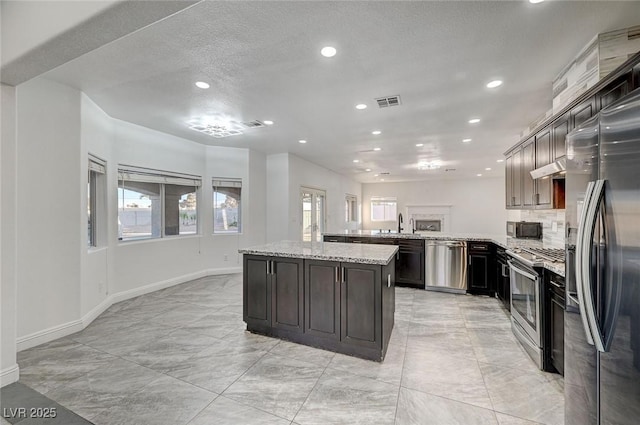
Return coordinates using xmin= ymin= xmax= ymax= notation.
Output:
xmin=521 ymin=138 xmax=536 ymax=209
xmin=551 ymin=113 xmax=570 ymax=160
xmin=597 ymin=72 xmax=632 ymax=111
xmin=570 ymin=95 xmax=596 ymax=129
xmin=505 ymin=147 xmax=522 ymax=209
xmin=534 ymin=128 xmax=553 ymax=208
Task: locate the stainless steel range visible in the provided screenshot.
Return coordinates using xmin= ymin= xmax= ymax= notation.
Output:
xmin=506 ymin=247 xmax=564 ymax=369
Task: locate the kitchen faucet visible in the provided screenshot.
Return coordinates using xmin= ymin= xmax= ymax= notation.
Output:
xmin=409 ymin=218 xmax=415 ymax=233
xmin=398 ymin=213 xmax=403 ymax=233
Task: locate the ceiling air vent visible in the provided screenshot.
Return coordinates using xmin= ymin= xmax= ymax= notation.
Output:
xmin=240 ymin=120 xmax=265 ymax=129
xmin=379 ymin=172 xmax=390 ymax=175
xmin=375 ymin=95 xmax=401 ymax=108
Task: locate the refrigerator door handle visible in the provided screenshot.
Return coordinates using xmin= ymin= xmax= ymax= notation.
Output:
xmin=575 ymin=181 xmax=596 ymax=346
xmin=580 ymin=179 xmax=607 ymax=352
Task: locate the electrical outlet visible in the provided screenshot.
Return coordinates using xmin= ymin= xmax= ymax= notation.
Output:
xmin=552 ymin=221 xmax=558 ymax=233
xmin=224 ymin=254 xmax=228 ymax=262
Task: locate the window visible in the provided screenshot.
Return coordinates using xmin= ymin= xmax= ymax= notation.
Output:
xmin=118 ymin=166 xmax=201 ymax=241
xmin=213 ymin=178 xmax=242 ymax=233
xmin=345 ymin=194 xmax=357 ymax=223
xmin=88 ymin=156 xmax=106 ymax=247
xmin=371 ymin=197 xmax=397 ymax=221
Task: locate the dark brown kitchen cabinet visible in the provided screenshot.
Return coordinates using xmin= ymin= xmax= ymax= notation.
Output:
xmin=396 ymin=239 xmax=425 ymax=289
xmin=325 ymin=236 xmax=424 ymax=289
xmin=305 ymin=260 xmax=340 ymax=339
xmin=535 ymin=128 xmax=553 ymax=209
xmin=323 ymin=235 xmax=346 ymax=243
xmin=598 ymin=72 xmax=632 ymax=111
xmin=243 ymin=255 xmax=303 ymax=333
xmin=303 ymin=258 xmax=395 ymax=360
xmin=505 ymin=148 xmax=522 ymax=209
xmin=570 ymin=95 xmax=596 ymax=129
xmin=522 ymin=138 xmax=536 ymax=208
xmin=544 ymin=270 xmax=565 ymax=375
xmin=552 ymin=113 xmax=570 ymax=160
xmin=467 ymin=242 xmax=495 ymax=296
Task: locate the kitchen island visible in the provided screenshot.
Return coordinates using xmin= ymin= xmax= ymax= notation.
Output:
xmin=239 ymin=240 xmax=398 ymax=361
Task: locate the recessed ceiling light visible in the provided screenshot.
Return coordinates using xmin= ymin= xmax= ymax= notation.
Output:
xmin=365 ymin=168 xmax=371 ymax=172
xmin=298 ymin=139 xmax=307 ymax=144
xmin=195 ymin=81 xmax=210 ymax=89
xmin=486 ymin=80 xmax=503 ymax=88
xmin=263 ymin=120 xmax=274 ymax=125
xmin=355 ymin=104 xmax=367 ymax=110
xmin=477 ymin=173 xmax=483 ymax=177
xmin=462 ymin=138 xmax=472 ymax=143
xmin=320 ymin=46 xmax=337 ymax=58
xmin=373 ymin=147 xmax=381 ymax=151
xmin=468 ymin=118 xmax=481 ymax=124
xmin=372 ymin=130 xmax=382 ymax=135
xmin=415 ymin=143 xmax=424 ymax=147
xmin=353 ymin=159 xmax=360 ymax=163
xmin=529 ymin=0 xmax=544 ymax=3
xmin=497 ymin=159 xmax=504 ymax=163
xmin=485 ymin=167 xmax=492 ymax=171
xmin=374 ymin=174 xmax=379 ymax=177
xmin=380 ymin=179 xmax=385 ymax=181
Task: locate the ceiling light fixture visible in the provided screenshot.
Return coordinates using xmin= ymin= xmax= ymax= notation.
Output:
xmin=418 ymin=161 xmax=441 ymax=170
xmin=462 ymin=138 xmax=472 ymax=143
xmin=380 ymin=179 xmax=385 ymax=181
xmin=477 ymin=173 xmax=483 ymax=177
xmin=320 ymin=46 xmax=337 ymax=58
xmin=485 ymin=167 xmax=492 ymax=171
xmin=374 ymin=174 xmax=379 ymax=177
xmin=529 ymin=0 xmax=544 ymax=3
xmin=468 ymin=118 xmax=481 ymax=124
xmin=365 ymin=168 xmax=371 ymax=172
xmin=373 ymin=147 xmax=381 ymax=151
xmin=263 ymin=120 xmax=274 ymax=125
xmin=355 ymin=104 xmax=367 ymax=110
xmin=195 ymin=81 xmax=210 ymax=89
xmin=486 ymin=80 xmax=503 ymax=88
xmin=497 ymin=159 xmax=504 ymax=163
xmin=353 ymin=159 xmax=360 ymax=163
xmin=372 ymin=130 xmax=382 ymax=135
xmin=415 ymin=143 xmax=424 ymax=147
xmin=298 ymin=140 xmax=307 ymax=144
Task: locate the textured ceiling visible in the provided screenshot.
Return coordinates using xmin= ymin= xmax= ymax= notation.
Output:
xmin=42 ymin=1 xmax=640 ymax=182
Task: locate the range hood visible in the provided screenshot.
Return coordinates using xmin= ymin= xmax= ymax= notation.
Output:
xmin=530 ymin=157 xmax=566 ymax=179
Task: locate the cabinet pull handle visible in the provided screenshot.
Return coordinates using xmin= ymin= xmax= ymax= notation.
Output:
xmin=341 ymin=267 xmax=345 ymax=284
xmin=271 ymin=261 xmax=275 ymax=275
xmin=335 ymin=266 xmax=339 ymax=283
xmin=267 ymin=260 xmax=270 ymax=275
xmin=387 ymin=274 xmax=391 ymax=288
xmin=550 ymin=280 xmax=564 ymax=289
xmin=512 ymin=196 xmax=515 ymax=206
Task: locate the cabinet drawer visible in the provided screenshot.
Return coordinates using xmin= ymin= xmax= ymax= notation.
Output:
xmin=397 ymin=239 xmax=424 ymax=250
xmin=468 ymin=241 xmax=491 ymax=253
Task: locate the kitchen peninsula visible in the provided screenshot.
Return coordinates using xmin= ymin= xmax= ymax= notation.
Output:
xmin=239 ymin=240 xmax=397 ymax=361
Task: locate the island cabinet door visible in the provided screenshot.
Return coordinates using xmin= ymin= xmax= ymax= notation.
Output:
xmin=243 ymin=255 xmax=271 ymax=327
xmin=340 ymin=263 xmax=382 ymax=350
xmin=304 ymin=260 xmax=341 ymax=339
xmin=271 ymin=258 xmax=304 ymax=333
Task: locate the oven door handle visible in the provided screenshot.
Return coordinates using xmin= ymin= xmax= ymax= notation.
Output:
xmin=507 ymin=260 xmax=537 ymax=281
xmin=579 ymin=179 xmax=606 ymax=352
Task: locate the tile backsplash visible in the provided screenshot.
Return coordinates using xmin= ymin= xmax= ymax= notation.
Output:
xmin=507 ymin=210 xmax=566 ymax=249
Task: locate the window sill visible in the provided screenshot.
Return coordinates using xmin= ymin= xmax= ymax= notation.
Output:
xmin=87 ymin=246 xmax=108 ymax=254
xmin=118 ymin=234 xmax=202 ymax=246
xmin=212 ymin=232 xmax=242 ymax=236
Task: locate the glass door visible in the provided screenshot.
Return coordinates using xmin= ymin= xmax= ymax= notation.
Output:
xmin=301 ymin=187 xmax=326 ymax=242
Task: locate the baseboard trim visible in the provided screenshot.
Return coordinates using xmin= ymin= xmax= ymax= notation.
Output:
xmin=17 ymin=267 xmax=242 ymax=352
xmin=0 ymin=364 xmax=20 ymax=388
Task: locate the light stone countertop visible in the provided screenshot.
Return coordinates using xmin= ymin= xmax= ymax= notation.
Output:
xmin=239 ymin=240 xmax=398 ymax=265
xmin=322 ymin=231 xmax=566 ymax=277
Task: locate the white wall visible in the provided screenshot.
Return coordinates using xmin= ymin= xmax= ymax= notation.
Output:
xmin=1 ymin=84 xmax=19 ymax=386
xmin=266 ymin=153 xmax=362 ymax=242
xmin=362 ymin=177 xmax=507 ymax=235
xmin=12 ymin=77 xmax=268 ymax=354
xmin=16 ymin=77 xmax=82 ymax=339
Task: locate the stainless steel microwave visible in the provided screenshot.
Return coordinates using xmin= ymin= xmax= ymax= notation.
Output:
xmin=506 ymin=221 xmax=542 ymax=239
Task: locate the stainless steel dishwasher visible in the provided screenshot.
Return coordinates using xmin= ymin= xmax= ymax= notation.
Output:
xmin=425 ymin=240 xmax=468 ymax=293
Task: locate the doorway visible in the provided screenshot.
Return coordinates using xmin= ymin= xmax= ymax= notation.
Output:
xmin=301 ymin=187 xmax=326 ymax=241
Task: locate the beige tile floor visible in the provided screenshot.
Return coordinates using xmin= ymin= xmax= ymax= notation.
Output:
xmin=15 ymin=274 xmax=564 ymax=425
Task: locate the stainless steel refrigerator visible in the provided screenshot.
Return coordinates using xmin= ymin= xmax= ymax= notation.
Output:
xmin=565 ymin=87 xmax=640 ymax=425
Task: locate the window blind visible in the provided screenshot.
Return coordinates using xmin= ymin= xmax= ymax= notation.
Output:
xmin=118 ymin=165 xmax=202 ymax=187
xmin=212 ymin=178 xmax=242 ymax=188
xmin=89 ymin=156 xmax=106 ymax=174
